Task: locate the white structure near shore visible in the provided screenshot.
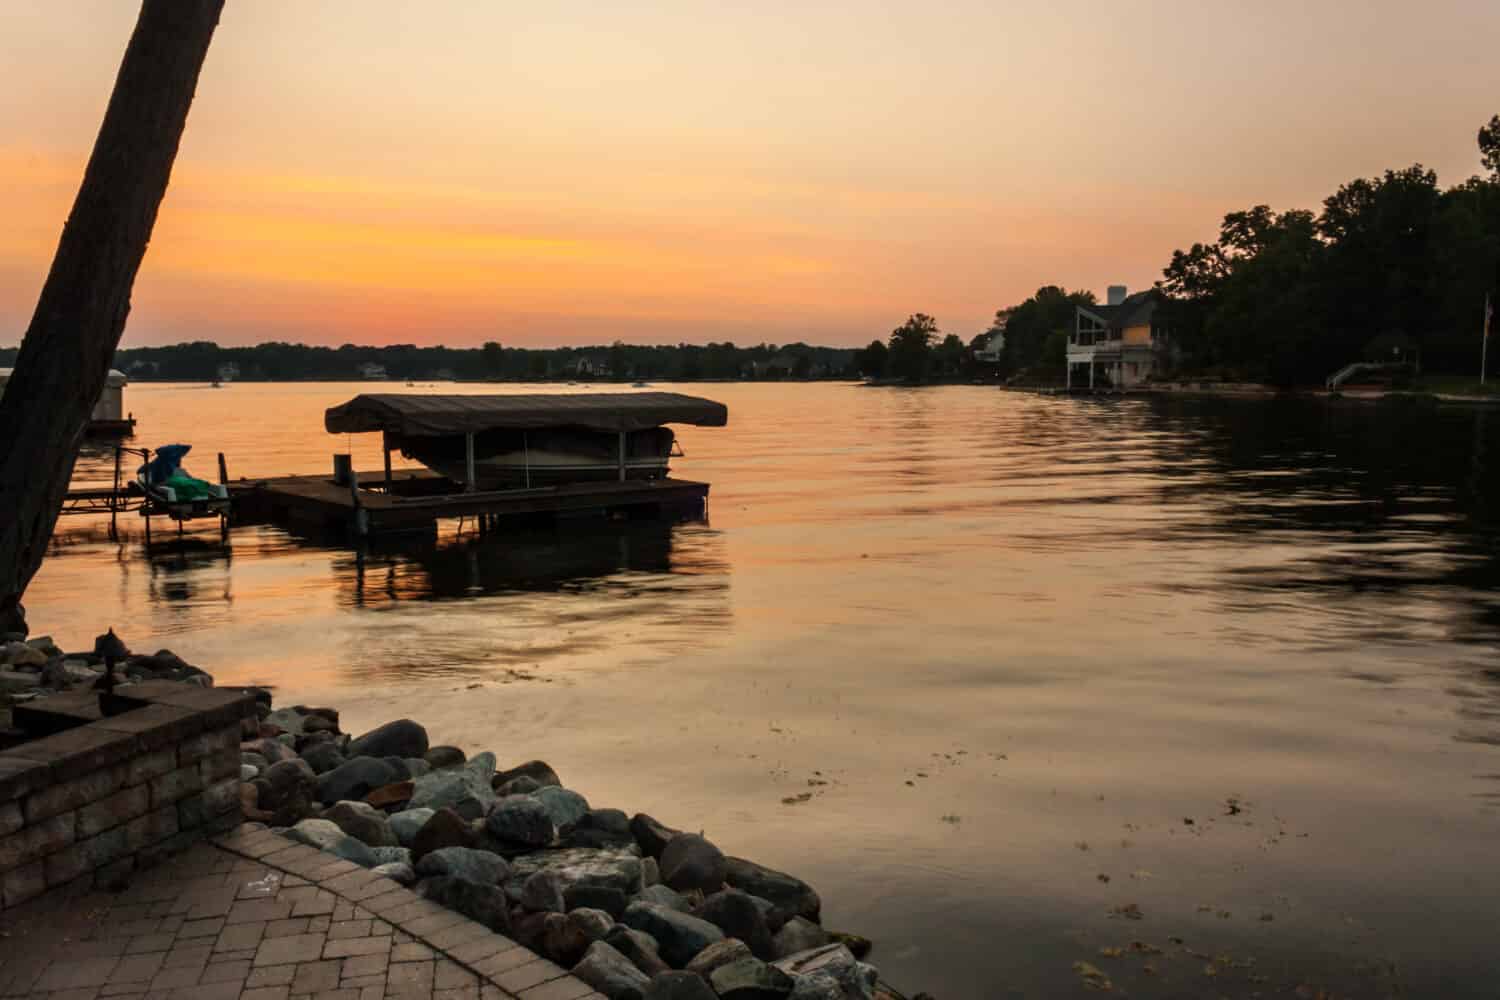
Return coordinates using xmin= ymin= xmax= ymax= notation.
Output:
xmin=1067 ymin=286 xmax=1175 ymax=389
xmin=0 ymin=367 xmax=129 ymax=425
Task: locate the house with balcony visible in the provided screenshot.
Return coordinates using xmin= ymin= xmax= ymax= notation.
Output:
xmin=1067 ymin=286 xmax=1174 ymax=389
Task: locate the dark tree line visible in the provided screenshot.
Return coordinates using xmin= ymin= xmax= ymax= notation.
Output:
xmin=1159 ymin=118 xmax=1500 ymax=384
xmin=0 ymin=339 xmax=865 ymax=382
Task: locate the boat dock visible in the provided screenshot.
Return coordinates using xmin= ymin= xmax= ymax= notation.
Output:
xmin=230 ymin=468 xmax=710 ymax=536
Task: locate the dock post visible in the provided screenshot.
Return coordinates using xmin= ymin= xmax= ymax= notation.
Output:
xmin=618 ymin=431 xmax=626 ymax=482
xmin=110 ymin=445 xmax=122 ymax=540
xmin=217 ymin=452 xmax=228 ymax=484
xmin=382 ymin=432 xmax=392 ymax=492
xmin=348 ymin=469 xmax=368 ymax=537
xmin=464 ymin=432 xmax=476 ymax=493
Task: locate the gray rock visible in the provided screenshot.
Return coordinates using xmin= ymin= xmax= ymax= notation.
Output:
xmin=408 ymin=752 xmax=496 ymax=818
xmin=522 ymin=870 xmax=567 ymax=913
xmin=420 ymin=876 xmax=511 ymax=933
xmin=323 ymin=800 xmax=397 ymax=847
xmin=573 ymin=941 xmax=650 ymax=999
xmin=686 ymin=938 xmax=752 ymax=979
xmin=493 ymin=759 xmax=560 ymax=790
xmin=403 ymin=758 xmax=432 ymax=778
xmin=568 ymin=907 xmax=615 ymax=941
xmin=543 ymin=911 xmax=592 ymax=966
xmin=496 ymin=775 xmax=542 ymax=797
xmin=240 ymin=764 xmax=260 ymax=781
xmin=565 ymin=808 xmax=635 ymax=849
xmin=416 ymin=846 xmax=509 ymax=886
xmin=644 ymin=971 xmax=718 ymax=1000
xmin=564 ymin=884 xmax=629 ymax=918
xmin=299 ymin=742 xmax=346 ymax=775
xmin=285 ymin=819 xmax=378 ymax=867
xmin=630 ymin=813 xmax=681 ymax=859
xmin=604 ymin=925 xmax=672 ymax=978
xmin=724 ymin=858 xmax=821 ymax=925
xmin=241 ymin=751 xmax=270 ymax=771
xmin=642 ymin=857 xmax=661 ymax=887
xmin=264 ymin=707 xmax=308 ymax=735
xmin=373 ymin=861 xmax=416 ymax=886
xmin=773 ymin=945 xmax=876 ymax=1000
xmin=709 ymin=957 xmax=794 ymax=1000
xmin=315 ymin=756 xmax=400 ymax=805
xmin=788 ymin=972 xmax=845 ymax=1000
xmin=348 ymin=718 xmax=429 ymax=760
xmin=424 ymin=745 xmax=466 ymax=770
xmin=533 ymin=786 xmax=590 ymax=829
xmin=390 ymin=808 xmax=435 ymax=845
xmin=696 ymin=889 xmax=774 ymax=960
xmin=259 ymin=759 xmax=318 ymax=825
xmin=381 ymin=756 xmax=414 ymax=782
xmin=485 ymin=796 xmax=556 ymax=847
xmin=621 ymin=901 xmax=724 ymax=968
xmin=771 ymin=918 xmax=829 ymax=960
xmin=637 ymin=884 xmax=690 ymax=912
xmin=506 ymin=846 xmax=644 ymax=899
xmin=660 ymin=834 xmax=726 ymax=894
xmin=368 ymin=846 xmax=412 ymax=866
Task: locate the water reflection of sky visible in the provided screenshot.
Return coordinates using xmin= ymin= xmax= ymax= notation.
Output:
xmin=27 ymin=384 xmax=1500 ymax=998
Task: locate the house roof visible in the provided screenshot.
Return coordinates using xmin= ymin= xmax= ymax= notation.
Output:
xmin=1078 ymin=290 xmax=1162 ymax=330
xmin=325 ymin=392 xmax=729 ymax=436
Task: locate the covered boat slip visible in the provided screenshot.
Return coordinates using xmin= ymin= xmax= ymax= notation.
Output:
xmin=324 ymin=391 xmax=728 ymax=493
xmin=230 ymin=391 xmax=727 ymax=537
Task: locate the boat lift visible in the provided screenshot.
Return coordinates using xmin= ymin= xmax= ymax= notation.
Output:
xmin=59 ymin=444 xmax=232 ymax=543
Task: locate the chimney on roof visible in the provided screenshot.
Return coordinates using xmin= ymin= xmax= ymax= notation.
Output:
xmin=1107 ymin=285 xmax=1128 ymax=306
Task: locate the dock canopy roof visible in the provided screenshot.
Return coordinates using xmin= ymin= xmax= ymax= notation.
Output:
xmin=325 ymin=392 xmax=728 ymax=437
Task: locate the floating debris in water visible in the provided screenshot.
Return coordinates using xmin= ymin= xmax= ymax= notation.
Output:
xmin=1072 ymin=961 xmax=1114 ymax=991
xmin=1107 ymin=903 xmax=1144 ymax=921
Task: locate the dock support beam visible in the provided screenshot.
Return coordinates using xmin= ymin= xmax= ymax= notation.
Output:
xmin=382 ymin=432 xmax=393 ymax=492
xmin=464 ymin=432 xmax=476 ymax=493
xmin=618 ymin=431 xmax=626 ymax=482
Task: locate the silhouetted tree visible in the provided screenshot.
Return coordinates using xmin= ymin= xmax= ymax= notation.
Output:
xmin=0 ymin=1 xmax=223 ymax=634
xmin=887 ymin=314 xmax=939 ymax=382
xmin=855 ymin=339 xmax=888 ymax=377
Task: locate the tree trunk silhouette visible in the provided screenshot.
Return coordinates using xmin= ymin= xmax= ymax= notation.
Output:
xmin=0 ymin=0 xmax=224 ymax=635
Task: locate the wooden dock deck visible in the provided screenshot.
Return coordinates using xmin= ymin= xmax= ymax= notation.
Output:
xmin=230 ymin=467 xmax=709 ymax=535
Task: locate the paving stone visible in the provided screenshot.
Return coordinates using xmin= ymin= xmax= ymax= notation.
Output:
xmin=246 ymin=962 xmax=297 ymax=987
xmin=201 ymin=957 xmax=252 ymax=983
xmin=292 ymin=957 xmax=344 ymax=993
xmin=254 ymin=932 xmax=328 ymax=966
xmin=330 ymin=917 xmax=375 ymax=940
xmin=162 ymin=942 xmax=214 ymax=968
xmin=266 ymin=916 xmax=311 ymax=938
xmin=325 ymin=934 xmax=393 ymax=959
xmin=341 ymin=950 xmax=392 ymax=980
xmin=214 ymin=919 xmax=266 ymax=951
xmin=109 ymin=952 xmax=166 ymax=984
xmin=242 ymin=987 xmax=291 ymax=1000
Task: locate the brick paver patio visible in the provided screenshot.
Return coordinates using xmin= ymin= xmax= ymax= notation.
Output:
xmin=0 ymin=824 xmax=604 ymax=1000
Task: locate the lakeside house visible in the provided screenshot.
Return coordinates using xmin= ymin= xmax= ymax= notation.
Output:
xmin=357 ymin=361 xmax=388 ymax=380
xmin=216 ymin=362 xmax=239 ymax=383
xmin=1068 ymin=286 xmax=1174 ymax=389
xmin=973 ymin=312 xmax=1009 ymax=365
xmin=1 ymin=367 xmax=129 ymax=428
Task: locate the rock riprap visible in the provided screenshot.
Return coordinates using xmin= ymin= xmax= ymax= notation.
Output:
xmin=228 ymin=699 xmax=912 ymax=1000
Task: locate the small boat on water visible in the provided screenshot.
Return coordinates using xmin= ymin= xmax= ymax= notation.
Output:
xmin=137 ymin=444 xmax=230 ymax=518
xmin=324 ymin=392 xmax=728 ymax=490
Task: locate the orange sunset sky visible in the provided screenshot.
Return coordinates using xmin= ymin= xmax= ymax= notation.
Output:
xmin=2 ymin=1 xmax=1498 ymax=349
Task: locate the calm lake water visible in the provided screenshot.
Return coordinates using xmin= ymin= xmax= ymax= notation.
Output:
xmin=27 ymin=381 xmax=1500 ymax=998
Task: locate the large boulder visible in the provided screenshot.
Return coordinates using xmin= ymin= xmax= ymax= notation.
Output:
xmin=348 ymin=719 xmax=429 ymax=760
xmin=686 ymin=938 xmax=752 ymax=979
xmin=410 ymin=807 xmax=476 ymax=862
xmin=485 ymin=796 xmax=556 ymax=848
xmin=373 ymin=861 xmax=416 ymax=886
xmin=708 ymin=957 xmax=794 ymax=1000
xmin=522 ymin=870 xmax=567 ymax=913
xmin=696 ymin=890 xmax=774 ymax=960
xmin=621 ymin=901 xmax=725 ymax=968
xmin=644 ymin=970 xmax=718 ymax=1000
xmin=506 ymin=846 xmax=645 ymax=899
xmin=772 ymin=945 xmax=877 ymax=1000
xmin=637 ymin=885 xmax=690 ymax=912
xmin=323 ymin=800 xmax=398 ymax=847
xmin=771 ymin=918 xmax=829 ymax=960
xmin=724 ymin=858 xmax=821 ymax=925
xmin=564 ymin=884 xmax=630 ymax=919
xmin=415 ymin=846 xmax=509 ymax=886
xmin=573 ymin=941 xmax=650 ymax=1000
xmin=299 ymin=742 xmax=346 ymax=775
xmin=533 ymin=786 xmax=590 ymax=829
xmin=284 ymin=819 xmax=377 ymax=867
xmin=390 ymin=807 xmax=435 ymax=845
xmin=424 ymin=745 xmax=466 ymax=770
xmin=603 ymin=925 xmax=671 ymax=978
xmin=568 ymin=907 xmax=615 ymax=942
xmin=542 ymin=911 xmax=592 ymax=966
xmin=368 ymin=846 xmax=412 ymax=866
xmin=564 ymin=807 xmax=634 ymax=849
xmin=493 ymin=759 xmax=560 ymax=790
xmin=316 ymin=756 xmax=401 ymax=806
xmin=258 ymin=759 xmax=318 ymax=826
xmin=264 ymin=707 xmax=309 ymax=735
xmin=408 ymin=752 xmax=497 ymax=818
xmin=660 ymin=834 xmax=726 ymax=894
xmin=630 ymin=813 xmax=681 ymax=859
xmin=420 ymin=876 xmax=511 ymax=933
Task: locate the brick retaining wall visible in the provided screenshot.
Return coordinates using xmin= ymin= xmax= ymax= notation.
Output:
xmin=0 ymin=681 xmax=255 ymax=907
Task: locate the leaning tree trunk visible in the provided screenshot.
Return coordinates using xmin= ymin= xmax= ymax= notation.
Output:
xmin=0 ymin=0 xmax=224 ymax=635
